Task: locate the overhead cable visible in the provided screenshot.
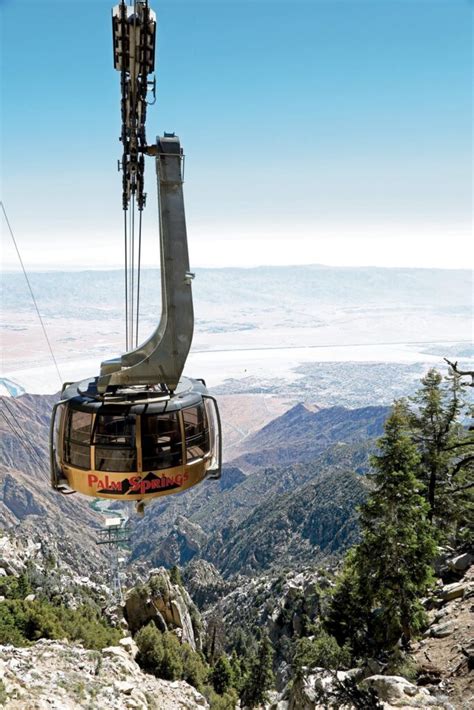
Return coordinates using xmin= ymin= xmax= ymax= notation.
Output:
xmin=1 ymin=201 xmax=63 ymax=387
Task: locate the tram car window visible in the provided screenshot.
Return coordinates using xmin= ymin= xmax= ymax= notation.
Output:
xmin=142 ymin=413 xmax=182 ymax=470
xmin=64 ymin=410 xmax=92 ymax=470
xmin=94 ymin=414 xmax=137 ymax=472
xmin=183 ymin=404 xmax=210 ymax=461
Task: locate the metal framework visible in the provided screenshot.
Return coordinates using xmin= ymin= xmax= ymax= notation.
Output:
xmin=99 ymin=135 xmax=194 ymax=393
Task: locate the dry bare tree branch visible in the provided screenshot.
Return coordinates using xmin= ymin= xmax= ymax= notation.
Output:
xmin=450 ymin=454 xmax=474 ymax=478
xmin=444 ymin=358 xmax=474 ymax=386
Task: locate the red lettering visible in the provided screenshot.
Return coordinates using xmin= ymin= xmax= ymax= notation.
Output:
xmin=129 ymin=476 xmax=142 ymax=492
xmin=110 ymin=481 xmax=122 ymax=492
xmin=88 ymin=474 xmax=98 ymax=487
xmin=140 ymin=480 xmax=151 ymax=494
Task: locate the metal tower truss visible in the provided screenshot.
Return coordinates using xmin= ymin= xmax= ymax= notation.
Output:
xmin=113 ymin=0 xmax=156 ymax=211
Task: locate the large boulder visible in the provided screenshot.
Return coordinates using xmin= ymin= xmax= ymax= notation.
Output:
xmin=448 ymin=552 xmax=472 ymax=573
xmin=362 ymin=675 xmax=431 ymax=707
xmin=437 ymin=582 xmax=466 ymax=603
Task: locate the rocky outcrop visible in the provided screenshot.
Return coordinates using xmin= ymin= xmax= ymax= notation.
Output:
xmin=147 ymin=517 xmax=209 ymax=568
xmin=183 ymin=559 xmax=229 ymax=609
xmin=0 ymin=531 xmax=112 ymax=609
xmin=124 ymin=568 xmax=201 ymax=650
xmin=0 ymin=639 xmax=209 ymax=709
xmin=412 ymin=559 xmax=474 ymax=708
xmin=0 ymin=532 xmax=42 ymax=576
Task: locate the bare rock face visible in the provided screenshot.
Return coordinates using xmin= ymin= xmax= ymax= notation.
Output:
xmin=124 ymin=568 xmax=200 ymax=650
xmin=183 ymin=559 xmax=229 ymax=608
xmin=1 ymin=474 xmax=46 ymax=520
xmin=150 ymin=516 xmax=209 ymax=568
xmin=0 ymin=639 xmax=209 ymax=709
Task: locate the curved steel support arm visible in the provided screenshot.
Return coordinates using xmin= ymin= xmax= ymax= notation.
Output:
xmin=98 ymin=135 xmax=194 ymax=393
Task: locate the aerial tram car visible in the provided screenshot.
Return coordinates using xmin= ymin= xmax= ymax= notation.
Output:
xmin=50 ymin=0 xmax=221 ymax=512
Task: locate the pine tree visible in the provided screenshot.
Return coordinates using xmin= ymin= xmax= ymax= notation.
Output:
xmin=169 ymin=565 xmax=183 ymax=587
xmin=327 ymin=402 xmax=437 ymax=656
xmin=325 ymin=549 xmax=371 ymax=657
xmin=408 ymin=368 xmax=474 ymax=540
xmin=356 ymin=402 xmax=437 ymax=648
xmin=229 ymin=649 xmax=244 ymax=692
xmin=211 ymin=654 xmax=233 ymax=695
xmin=240 ymin=632 xmax=275 ymax=708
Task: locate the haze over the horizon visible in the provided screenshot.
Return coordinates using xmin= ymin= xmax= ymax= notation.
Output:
xmin=1 ymin=0 xmax=472 ymax=270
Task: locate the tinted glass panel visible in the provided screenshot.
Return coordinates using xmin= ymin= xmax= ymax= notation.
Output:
xmin=64 ymin=409 xmax=92 ymax=469
xmin=141 ymin=413 xmax=182 ymax=470
xmin=93 ymin=414 xmax=135 ymax=445
xmin=183 ymin=404 xmax=210 ymax=462
xmin=95 ymin=447 xmax=137 ymax=472
xmin=69 ymin=410 xmax=92 ymax=443
xmin=204 ymin=397 xmax=221 ymax=477
xmin=67 ymin=443 xmax=91 ymax=469
xmin=54 ymin=404 xmax=65 ymax=468
xmin=93 ymin=414 xmax=137 ymax=472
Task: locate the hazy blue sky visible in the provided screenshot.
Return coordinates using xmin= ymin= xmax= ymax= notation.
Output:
xmin=1 ymin=0 xmax=472 ymax=269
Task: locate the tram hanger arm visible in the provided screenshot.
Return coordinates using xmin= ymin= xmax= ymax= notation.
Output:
xmin=98 ymin=135 xmax=194 ymax=394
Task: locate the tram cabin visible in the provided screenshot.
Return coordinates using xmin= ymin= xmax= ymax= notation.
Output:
xmin=51 ymin=376 xmax=221 ymax=502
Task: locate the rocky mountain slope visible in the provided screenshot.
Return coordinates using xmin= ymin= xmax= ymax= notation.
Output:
xmin=0 ymin=394 xmax=113 ymax=576
xmin=204 ymin=467 xmax=368 ymax=578
xmin=131 ymin=404 xmax=387 ymax=571
xmin=0 ymin=639 xmax=209 ymax=709
xmin=0 ymin=534 xmax=211 ymax=709
xmin=280 ymin=551 xmax=474 ymax=710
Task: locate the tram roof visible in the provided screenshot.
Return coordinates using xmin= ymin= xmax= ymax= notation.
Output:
xmin=61 ymin=376 xmax=208 ymax=415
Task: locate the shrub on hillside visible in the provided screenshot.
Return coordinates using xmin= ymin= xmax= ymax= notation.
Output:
xmin=0 ymin=598 xmax=121 ymax=649
xmin=135 ymin=622 xmax=209 ymax=689
xmin=293 ymin=629 xmax=351 ymax=673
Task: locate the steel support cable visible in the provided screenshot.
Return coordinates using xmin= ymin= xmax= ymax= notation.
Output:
xmin=0 ymin=409 xmax=35 ymax=460
xmin=135 ymin=207 xmax=143 ymax=346
xmin=130 ymin=193 xmax=135 ymax=351
xmin=1 ymin=202 xmax=63 ymax=387
xmin=0 ymin=403 xmax=46 ymax=472
xmin=0 ymin=405 xmax=35 ymax=459
xmin=128 ymin=200 xmax=133 ymax=350
xmin=123 ymin=208 xmax=129 ymax=350
xmin=128 ymin=198 xmax=133 ymax=349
